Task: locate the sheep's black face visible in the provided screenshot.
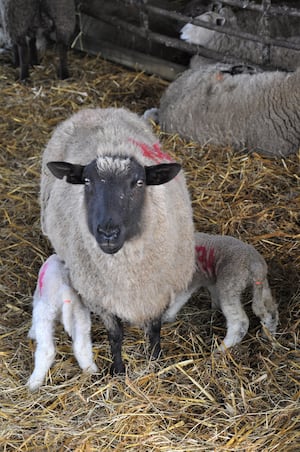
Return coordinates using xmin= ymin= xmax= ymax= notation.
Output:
xmin=83 ymin=157 xmax=146 ymax=254
xmin=47 ymin=156 xmax=181 ymax=255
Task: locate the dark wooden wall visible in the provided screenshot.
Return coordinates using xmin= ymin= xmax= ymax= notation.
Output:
xmin=73 ymin=0 xmax=300 ymax=80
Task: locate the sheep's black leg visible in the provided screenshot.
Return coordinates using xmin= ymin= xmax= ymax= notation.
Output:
xmin=13 ymin=44 xmax=19 ymax=67
xmin=17 ymin=42 xmax=29 ymax=80
xmin=145 ymin=318 xmax=162 ymax=360
xmin=102 ymin=313 xmax=125 ymax=375
xmin=56 ymin=41 xmax=69 ymax=79
xmin=29 ymin=37 xmax=38 ymax=66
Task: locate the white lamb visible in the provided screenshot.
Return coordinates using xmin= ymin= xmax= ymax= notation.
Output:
xmin=27 ymin=254 xmax=98 ymax=391
xmin=163 ymin=232 xmax=279 ymax=350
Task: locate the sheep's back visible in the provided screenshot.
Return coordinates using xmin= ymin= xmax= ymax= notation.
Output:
xmin=159 ymin=68 xmax=300 ymax=156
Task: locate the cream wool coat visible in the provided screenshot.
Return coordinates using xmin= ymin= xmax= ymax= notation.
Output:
xmin=159 ymin=66 xmax=300 ymax=157
xmin=41 ymin=108 xmax=195 ymax=325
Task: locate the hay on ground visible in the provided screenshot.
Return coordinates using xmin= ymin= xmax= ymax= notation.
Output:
xmin=0 ymin=48 xmax=299 ymax=451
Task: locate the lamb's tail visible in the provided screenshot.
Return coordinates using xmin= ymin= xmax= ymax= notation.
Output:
xmin=143 ymin=108 xmax=159 ymax=124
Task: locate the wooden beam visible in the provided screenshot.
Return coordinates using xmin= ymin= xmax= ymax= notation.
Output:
xmin=73 ymin=35 xmax=186 ymax=81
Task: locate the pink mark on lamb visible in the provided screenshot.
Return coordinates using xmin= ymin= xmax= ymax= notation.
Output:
xmin=195 ymin=245 xmax=216 ymax=278
xmin=129 ymin=138 xmax=173 ymax=163
xmin=38 ymin=261 xmax=49 ymax=296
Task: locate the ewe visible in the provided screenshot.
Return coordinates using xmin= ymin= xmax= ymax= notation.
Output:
xmin=41 ymin=107 xmax=195 ymax=374
xmin=158 ymin=63 xmax=300 ymax=156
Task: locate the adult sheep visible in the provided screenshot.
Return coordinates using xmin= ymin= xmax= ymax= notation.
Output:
xmin=181 ymin=6 xmax=300 ymax=71
xmin=40 ymin=107 xmax=195 ymax=375
xmin=158 ymin=63 xmax=300 ymax=157
xmin=0 ymin=0 xmax=76 ymax=80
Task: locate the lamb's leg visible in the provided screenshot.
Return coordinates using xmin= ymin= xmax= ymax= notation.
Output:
xmin=71 ymin=304 xmax=98 ymax=374
xmin=102 ymin=313 xmax=125 ymax=375
xmin=252 ymin=279 xmax=278 ymax=335
xmin=219 ymin=291 xmax=249 ymax=350
xmin=145 ymin=318 xmax=162 ymax=360
xmin=26 ymin=313 xmax=56 ymax=391
xmin=162 ymin=272 xmax=201 ymax=322
xmin=162 ymin=290 xmax=193 ymax=323
xmin=207 ymin=285 xmax=221 ymax=309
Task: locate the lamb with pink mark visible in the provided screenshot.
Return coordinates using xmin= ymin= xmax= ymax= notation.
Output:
xmin=163 ymin=232 xmax=279 ymax=349
xmin=27 ymin=254 xmax=98 ymax=391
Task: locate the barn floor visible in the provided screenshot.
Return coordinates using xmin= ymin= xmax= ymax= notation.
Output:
xmin=1 ymin=48 xmax=299 ymax=451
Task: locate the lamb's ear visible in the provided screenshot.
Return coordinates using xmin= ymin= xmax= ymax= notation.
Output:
xmin=145 ymin=163 xmax=181 ymax=186
xmin=47 ymin=161 xmax=86 ymax=184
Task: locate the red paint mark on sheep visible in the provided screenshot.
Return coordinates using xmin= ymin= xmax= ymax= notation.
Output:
xmin=64 ymin=299 xmax=72 ymax=303
xmin=215 ymin=72 xmax=224 ymax=82
xmin=38 ymin=261 xmax=49 ymax=296
xmin=255 ymin=281 xmax=263 ymax=285
xmin=129 ymin=138 xmax=173 ymax=163
xmin=195 ymin=246 xmax=215 ymax=278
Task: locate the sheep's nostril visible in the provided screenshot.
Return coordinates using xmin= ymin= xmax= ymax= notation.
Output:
xmin=97 ymin=225 xmax=120 ymax=241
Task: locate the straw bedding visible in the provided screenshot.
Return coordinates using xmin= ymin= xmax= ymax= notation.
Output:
xmin=1 ymin=48 xmax=299 ymax=451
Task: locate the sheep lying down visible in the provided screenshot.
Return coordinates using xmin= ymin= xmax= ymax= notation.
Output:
xmin=27 ymin=254 xmax=98 ymax=391
xmin=158 ymin=63 xmax=300 ymax=157
xmin=163 ymin=232 xmax=279 ymax=349
xmin=40 ymin=107 xmax=195 ymax=375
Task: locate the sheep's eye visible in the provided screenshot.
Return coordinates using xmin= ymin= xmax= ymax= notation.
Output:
xmin=136 ymin=179 xmax=144 ymax=187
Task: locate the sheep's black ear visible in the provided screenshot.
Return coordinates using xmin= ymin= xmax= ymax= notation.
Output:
xmin=145 ymin=163 xmax=181 ymax=186
xmin=47 ymin=161 xmax=86 ymax=184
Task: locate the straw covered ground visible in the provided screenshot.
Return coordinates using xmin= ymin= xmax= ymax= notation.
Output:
xmin=1 ymin=48 xmax=299 ymax=451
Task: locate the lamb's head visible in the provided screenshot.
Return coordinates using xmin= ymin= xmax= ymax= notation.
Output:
xmin=47 ymin=156 xmax=181 ymax=254
xmin=180 ymin=8 xmax=237 ymax=46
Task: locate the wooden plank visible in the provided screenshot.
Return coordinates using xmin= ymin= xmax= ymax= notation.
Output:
xmin=74 ymin=34 xmax=187 ymax=81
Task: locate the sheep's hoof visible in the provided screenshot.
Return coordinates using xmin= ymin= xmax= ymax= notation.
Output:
xmin=85 ymin=363 xmax=99 ymax=374
xmin=150 ymin=344 xmax=162 ymax=360
xmin=58 ymin=67 xmax=70 ymax=80
xmin=26 ymin=376 xmax=43 ymax=392
xmin=110 ymin=361 xmax=125 ymax=376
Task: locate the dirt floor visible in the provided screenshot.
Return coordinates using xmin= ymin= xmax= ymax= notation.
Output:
xmin=1 ymin=47 xmax=299 ymax=451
